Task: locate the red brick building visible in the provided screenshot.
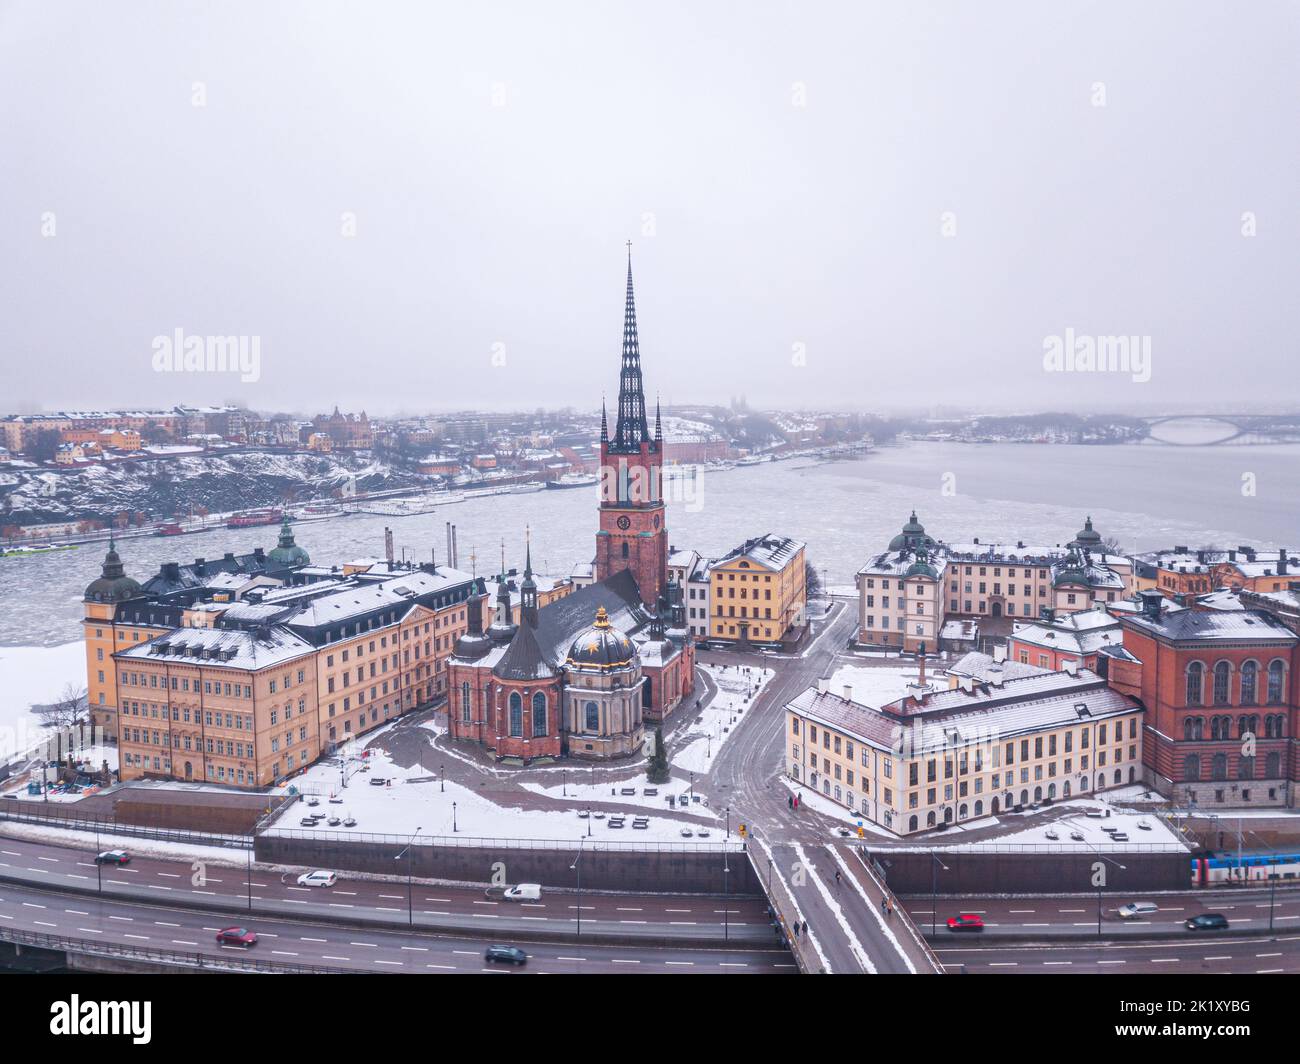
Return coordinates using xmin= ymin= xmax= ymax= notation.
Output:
xmin=1110 ymin=590 xmax=1297 ymax=809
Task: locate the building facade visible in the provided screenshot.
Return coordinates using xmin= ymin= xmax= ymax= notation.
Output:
xmin=1110 ymin=589 xmax=1297 ymax=809
xmin=708 ymin=534 xmax=807 ymax=645
xmin=785 ymin=668 xmax=1145 ymax=835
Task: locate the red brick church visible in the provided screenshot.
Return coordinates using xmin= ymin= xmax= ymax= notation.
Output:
xmin=446 ymin=248 xmax=694 ymax=763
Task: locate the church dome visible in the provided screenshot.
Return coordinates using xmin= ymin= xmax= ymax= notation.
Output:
xmin=1072 ymin=515 xmax=1103 ymax=549
xmin=565 ymin=606 xmax=636 ymax=671
xmin=889 ymin=511 xmax=935 ymax=552
xmin=267 ymin=517 xmax=310 ymax=566
xmin=84 ymin=539 xmax=144 ymax=603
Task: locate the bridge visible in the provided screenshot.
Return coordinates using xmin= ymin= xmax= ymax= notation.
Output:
xmin=1140 ymin=414 xmax=1300 ymax=446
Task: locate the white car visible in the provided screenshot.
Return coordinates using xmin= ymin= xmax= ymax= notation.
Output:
xmin=1136 ymin=819 xmax=1152 ymax=830
xmin=1044 ymin=828 xmax=1060 ymax=840
xmin=296 ymin=870 xmax=338 ymax=888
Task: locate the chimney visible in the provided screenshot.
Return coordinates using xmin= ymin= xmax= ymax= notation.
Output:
xmin=959 ymin=675 xmax=974 ymax=693
xmin=194 ymin=557 xmax=206 ymax=576
xmin=917 ymin=643 xmax=927 ymax=688
xmin=385 ymin=527 xmax=395 ymax=565
xmin=992 ymin=643 xmax=1007 ymax=663
xmin=1228 ymin=549 xmax=1237 ymax=561
xmin=817 ymin=678 xmax=829 ymax=695
xmin=253 ymin=547 xmax=265 ymax=561
xmin=1279 ymin=550 xmax=1288 ymax=576
xmin=1139 ymin=589 xmax=1163 ymax=620
xmin=842 ymin=685 xmax=853 ymax=702
xmin=1063 ymin=659 xmax=1079 ymax=676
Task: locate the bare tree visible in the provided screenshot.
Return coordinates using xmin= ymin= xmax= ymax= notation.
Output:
xmin=31 ymin=683 xmax=88 ymax=729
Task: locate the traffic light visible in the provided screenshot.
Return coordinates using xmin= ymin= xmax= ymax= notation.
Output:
xmin=739 ymin=823 xmax=747 ymax=837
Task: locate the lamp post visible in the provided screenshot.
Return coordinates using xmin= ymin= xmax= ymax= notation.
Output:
xmin=586 ymin=805 xmax=592 ymax=838
xmin=562 ymin=769 xmax=567 ymax=797
xmin=396 ymin=826 xmax=422 ymax=926
xmin=723 ymin=850 xmax=731 ymax=942
xmin=452 ymin=803 xmax=458 ymax=833
xmin=246 ymin=844 xmax=253 ymax=913
xmin=440 ymin=764 xmax=445 ymax=793
xmin=1064 ymin=818 xmax=1126 ymax=935
xmin=571 ymin=839 xmax=585 ymax=938
xmin=930 ymin=852 xmax=948 ymax=935
xmin=725 ymin=805 xmax=731 ymax=841
xmin=94 ymin=822 xmax=102 ymax=894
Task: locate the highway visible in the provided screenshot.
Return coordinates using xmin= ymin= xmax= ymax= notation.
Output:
xmin=934 ymin=932 xmax=1300 ymax=974
xmin=0 ymin=833 xmax=776 ymax=947
xmin=907 ymin=885 xmax=1300 ymax=938
xmin=0 ymin=877 xmax=794 ymax=973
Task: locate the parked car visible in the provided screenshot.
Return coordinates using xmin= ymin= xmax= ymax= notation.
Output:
xmin=94 ymin=849 xmax=130 ymax=865
xmin=1044 ymin=828 xmax=1060 ymax=840
xmin=1110 ymin=833 xmax=1130 ymax=842
xmin=216 ymin=927 xmax=258 ymax=946
xmin=369 ymin=777 xmax=388 ymax=787
xmin=1069 ymin=830 xmax=1085 ymax=842
xmin=1137 ymin=819 xmax=1152 ymax=831
xmin=946 ymin=913 xmax=985 ymax=932
xmin=1117 ymin=901 xmax=1159 ymax=920
xmin=484 ymin=945 xmax=527 ymax=965
xmin=342 ymin=816 xmax=357 ymax=827
xmin=327 ymin=815 xmax=341 ymax=826
xmin=1086 ymin=808 xmax=1110 ymax=819
xmin=299 ymin=817 xmax=321 ymax=827
xmin=296 ymin=870 xmax=338 ymax=888
xmin=306 ymin=797 xmax=320 ymax=807
xmin=1186 ymin=913 xmax=1229 ymax=931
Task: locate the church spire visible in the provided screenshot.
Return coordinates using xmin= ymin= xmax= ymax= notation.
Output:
xmin=600 ymin=396 xmax=608 ymax=443
xmin=611 ymin=241 xmax=651 ymax=454
xmin=654 ymin=396 xmax=662 ymax=441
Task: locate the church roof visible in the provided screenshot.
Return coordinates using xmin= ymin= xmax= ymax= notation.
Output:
xmin=493 ymin=618 xmax=557 ymax=681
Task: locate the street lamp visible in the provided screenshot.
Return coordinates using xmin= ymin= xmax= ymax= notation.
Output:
xmin=396 ymin=826 xmax=422 ymax=926
xmin=586 ymin=805 xmax=592 ymax=838
xmin=1063 ymin=818 xmax=1125 ymax=934
xmin=725 ymin=805 xmax=731 ymax=841
xmin=94 ymin=821 xmax=102 ymax=894
xmin=723 ymin=852 xmax=731 ymax=942
xmin=571 ymin=839 xmax=585 ymax=938
xmin=246 ymin=845 xmax=253 ymax=913
xmin=930 ymin=852 xmax=949 ymax=935
xmin=440 ymin=764 xmax=445 ymax=793
xmin=452 ymin=803 xmax=458 ymax=833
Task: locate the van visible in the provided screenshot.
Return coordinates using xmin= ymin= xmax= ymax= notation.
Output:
xmin=1117 ymin=901 xmax=1158 ymax=920
xmin=1085 ymin=809 xmax=1110 ymax=819
xmin=503 ymin=883 xmax=542 ymax=901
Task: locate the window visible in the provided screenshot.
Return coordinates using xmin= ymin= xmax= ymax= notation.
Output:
xmin=1240 ymin=661 xmax=1258 ymax=705
xmin=461 ymin=681 xmax=471 ymax=722
xmin=531 ymin=692 xmax=547 ymax=737
xmin=508 ymin=692 xmax=523 ymax=737
xmin=1185 ymin=662 xmax=1204 ymax=706
xmin=1266 ymin=660 xmax=1285 ymax=704
xmin=585 ymin=701 xmax=600 ymax=732
xmin=1212 ymin=661 xmax=1231 ymax=705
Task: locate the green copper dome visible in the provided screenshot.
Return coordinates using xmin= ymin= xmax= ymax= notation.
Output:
xmin=267 ymin=517 xmax=310 ymax=566
xmin=84 ymin=538 xmax=144 ymax=603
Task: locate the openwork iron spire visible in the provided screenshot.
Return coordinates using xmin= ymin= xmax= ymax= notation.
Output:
xmin=612 ymin=241 xmax=651 ymax=453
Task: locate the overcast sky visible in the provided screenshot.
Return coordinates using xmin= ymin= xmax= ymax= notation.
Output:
xmin=2 ymin=1 xmax=1297 ymax=417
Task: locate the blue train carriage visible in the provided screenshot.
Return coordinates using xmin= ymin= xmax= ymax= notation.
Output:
xmin=1192 ymin=851 xmax=1300 ymax=886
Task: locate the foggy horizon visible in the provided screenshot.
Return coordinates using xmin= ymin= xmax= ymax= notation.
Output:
xmin=3 ymin=1 xmax=1298 ymax=416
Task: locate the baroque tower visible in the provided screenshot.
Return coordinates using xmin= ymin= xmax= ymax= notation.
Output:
xmin=595 ymin=243 xmax=667 ymax=608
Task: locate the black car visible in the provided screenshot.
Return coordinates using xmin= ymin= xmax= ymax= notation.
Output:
xmin=1185 ymin=913 xmax=1229 ymax=931
xmin=484 ymin=945 xmax=528 ymax=966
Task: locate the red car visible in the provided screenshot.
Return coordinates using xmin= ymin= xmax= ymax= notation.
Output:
xmin=94 ymin=849 xmax=131 ymax=865
xmin=216 ymin=927 xmax=258 ymax=947
xmin=946 ymin=913 xmax=985 ymax=932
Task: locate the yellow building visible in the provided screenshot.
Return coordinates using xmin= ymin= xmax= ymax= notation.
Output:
xmin=708 ymin=533 xmax=806 ymax=645
xmin=785 ymin=667 xmax=1144 ymax=835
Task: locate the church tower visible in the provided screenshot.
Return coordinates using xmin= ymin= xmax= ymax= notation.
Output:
xmin=595 ymin=244 xmax=667 ymax=608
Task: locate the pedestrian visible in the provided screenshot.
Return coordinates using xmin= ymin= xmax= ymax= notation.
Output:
xmin=788 ymin=795 xmax=794 ymax=810
xmin=835 ymin=869 xmax=841 ymax=886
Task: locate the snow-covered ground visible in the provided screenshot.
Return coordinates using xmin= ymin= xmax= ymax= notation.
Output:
xmin=518 ymin=775 xmax=716 ymax=817
xmin=671 ymin=663 xmax=772 ymax=774
xmin=827 ymin=664 xmax=921 ymax=708
xmin=0 ymin=641 xmax=86 ymax=760
xmin=908 ymin=798 xmax=1189 ymax=853
xmin=269 ymin=746 xmax=731 ymax=846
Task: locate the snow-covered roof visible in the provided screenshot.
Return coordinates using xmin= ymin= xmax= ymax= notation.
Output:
xmin=119 ymin=625 xmax=315 ymax=670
